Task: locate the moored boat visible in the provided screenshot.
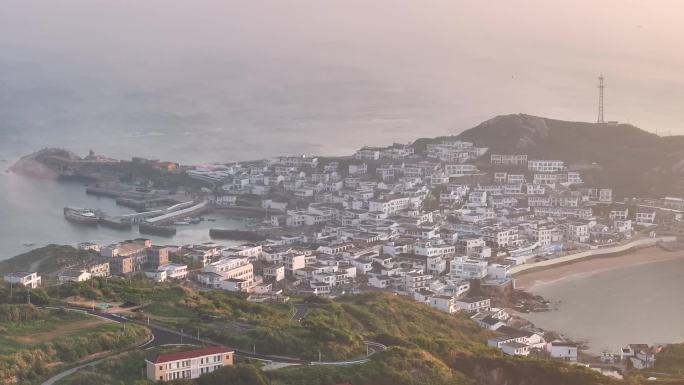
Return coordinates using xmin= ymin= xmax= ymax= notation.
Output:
xmin=63 ymin=207 xmax=101 ymax=224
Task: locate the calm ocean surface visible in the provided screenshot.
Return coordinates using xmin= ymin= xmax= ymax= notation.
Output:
xmin=0 ymin=170 xmax=245 ymax=260
xmin=524 ymin=258 xmax=684 ymax=353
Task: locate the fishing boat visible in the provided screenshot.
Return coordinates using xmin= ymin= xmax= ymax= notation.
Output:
xmin=63 ymin=207 xmax=101 ymax=224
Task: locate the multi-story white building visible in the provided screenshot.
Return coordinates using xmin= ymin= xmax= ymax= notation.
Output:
xmin=507 ymin=174 xmax=526 ymax=185
xmin=146 ymin=347 xmax=234 ymax=381
xmin=414 ymin=242 xmax=456 ymax=259
xmin=161 ymin=264 xmax=188 ymax=280
xmin=263 ymin=265 xmax=285 ymax=282
xmin=490 ymin=154 xmax=528 ymax=166
xmin=468 ymin=191 xmax=487 ymax=206
xmin=565 ymin=222 xmax=589 ymax=243
xmin=586 ymin=188 xmax=613 ymax=203
xmin=199 ymin=257 xmax=254 ymax=290
xmin=481 ymin=227 xmax=512 ymax=248
xmin=368 ymin=196 xmax=410 ymax=215
xmin=455 ymin=297 xmax=491 ymax=313
xmin=530 ymin=227 xmax=556 ymax=246
xmin=354 ymin=147 xmax=381 ymax=161
xmin=445 ymin=164 xmax=479 ymax=177
xmin=3 ymin=272 xmax=41 ymax=288
xmin=528 ymin=160 xmax=566 ymax=173
xmin=526 ymin=184 xmax=546 ymax=195
xmin=636 ymin=211 xmax=656 ymax=225
xmin=450 ymin=257 xmax=488 ymax=280
xmin=609 ymin=208 xmax=629 ymax=220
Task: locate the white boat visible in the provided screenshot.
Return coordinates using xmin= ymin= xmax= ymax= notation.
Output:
xmin=63 ymin=207 xmax=101 ymax=224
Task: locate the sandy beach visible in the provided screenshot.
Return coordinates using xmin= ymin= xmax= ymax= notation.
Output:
xmin=514 ymin=246 xmax=684 ymax=291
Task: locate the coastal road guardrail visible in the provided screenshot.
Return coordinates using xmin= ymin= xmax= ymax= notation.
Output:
xmin=509 ymin=236 xmax=677 ymax=276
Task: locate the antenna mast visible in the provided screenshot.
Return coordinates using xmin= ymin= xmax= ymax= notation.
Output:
xmin=597 ymin=74 xmax=605 ymax=124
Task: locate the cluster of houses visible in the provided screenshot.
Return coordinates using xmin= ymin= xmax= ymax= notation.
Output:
xmin=5 ymin=138 xmax=680 ymax=375
xmin=161 ymin=140 xmax=680 ymax=302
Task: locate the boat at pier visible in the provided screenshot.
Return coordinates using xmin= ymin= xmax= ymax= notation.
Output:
xmin=63 ymin=207 xmax=101 ymax=224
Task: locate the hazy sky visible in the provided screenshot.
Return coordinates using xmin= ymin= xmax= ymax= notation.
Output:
xmin=1 ymin=0 xmax=683 ymax=162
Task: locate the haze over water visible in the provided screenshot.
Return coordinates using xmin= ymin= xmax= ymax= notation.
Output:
xmin=2 ymin=1 xmax=684 ymax=167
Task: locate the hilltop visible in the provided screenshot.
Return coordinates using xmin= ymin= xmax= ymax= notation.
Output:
xmin=414 ymin=114 xmax=684 ymax=197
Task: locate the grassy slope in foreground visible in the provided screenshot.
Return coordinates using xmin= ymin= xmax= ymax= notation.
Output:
xmin=0 ymin=304 xmax=149 ymax=385
xmin=47 ymin=283 xmax=628 ymax=385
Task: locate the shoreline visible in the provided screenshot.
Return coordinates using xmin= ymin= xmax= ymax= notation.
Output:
xmin=514 ymin=245 xmax=684 ymax=291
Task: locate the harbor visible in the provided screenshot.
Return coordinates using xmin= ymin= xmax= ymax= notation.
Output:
xmin=0 ymin=173 xmax=249 ymax=260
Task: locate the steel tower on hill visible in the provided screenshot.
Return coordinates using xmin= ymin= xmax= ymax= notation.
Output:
xmin=597 ymin=74 xmax=605 ymax=124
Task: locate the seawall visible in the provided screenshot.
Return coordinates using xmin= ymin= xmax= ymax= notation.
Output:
xmin=509 ymin=236 xmax=677 ymax=277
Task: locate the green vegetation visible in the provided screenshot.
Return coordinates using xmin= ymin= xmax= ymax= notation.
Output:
xmin=654 ymin=343 xmax=684 ymax=376
xmin=416 ymin=113 xmax=684 ymax=197
xmin=0 ymin=245 xmax=93 ymax=276
xmin=0 ymin=305 xmax=149 ymax=385
xmin=1 ymin=275 xmax=670 ymax=385
xmin=23 ymin=279 xmax=636 ymax=385
xmin=55 ymin=348 xmax=163 ymax=385
xmin=269 ymin=347 xmax=464 ymax=385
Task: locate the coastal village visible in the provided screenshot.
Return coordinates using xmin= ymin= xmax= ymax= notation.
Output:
xmin=6 ymin=140 xmax=684 ymax=381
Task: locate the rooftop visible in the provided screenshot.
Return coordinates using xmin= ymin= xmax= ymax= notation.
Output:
xmin=148 ymin=346 xmax=233 ymax=364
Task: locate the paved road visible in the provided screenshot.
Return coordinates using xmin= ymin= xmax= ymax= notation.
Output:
xmin=40 ymin=306 xmax=386 ymax=384
xmin=56 ymin=306 xmax=205 ymax=347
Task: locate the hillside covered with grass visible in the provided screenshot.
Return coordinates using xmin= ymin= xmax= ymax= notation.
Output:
xmin=0 ymin=304 xmax=149 ymax=384
xmin=8 ymin=277 xmax=637 ymax=385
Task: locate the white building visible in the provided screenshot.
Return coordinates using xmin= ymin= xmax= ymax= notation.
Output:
xmin=58 ymin=269 xmax=91 ymax=283
xmin=490 ymin=154 xmax=528 ymax=166
xmin=3 ymin=272 xmax=41 ymax=288
xmin=528 ymin=160 xmax=566 ymax=173
xmin=450 ymin=257 xmax=488 ymax=280
xmin=635 ymin=211 xmax=656 ymax=225
xmin=610 ymin=208 xmax=629 ymax=220
xmin=429 ymin=295 xmax=457 ymax=314
xmin=501 ymin=342 xmax=530 ymax=356
xmin=263 ymin=265 xmax=285 ymax=282
xmin=547 ymin=341 xmax=578 ymax=362
xmin=146 ymin=346 xmax=234 ymax=381
xmin=454 ymin=297 xmax=491 ymax=313
xmin=368 ymin=196 xmax=410 ymax=215
xmin=162 ymin=264 xmax=188 ymax=280
xmin=199 ymin=257 xmax=254 ymax=289
xmin=445 ymin=164 xmax=479 ymax=177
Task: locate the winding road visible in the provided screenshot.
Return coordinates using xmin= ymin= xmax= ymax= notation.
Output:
xmin=39 ymin=306 xmax=387 ymax=384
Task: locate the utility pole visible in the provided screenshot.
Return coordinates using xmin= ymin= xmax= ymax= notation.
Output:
xmin=180 ymin=328 xmax=183 ymax=344
xmin=597 ymin=74 xmax=605 ymax=124
xmin=27 ymin=291 xmax=30 ymax=305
